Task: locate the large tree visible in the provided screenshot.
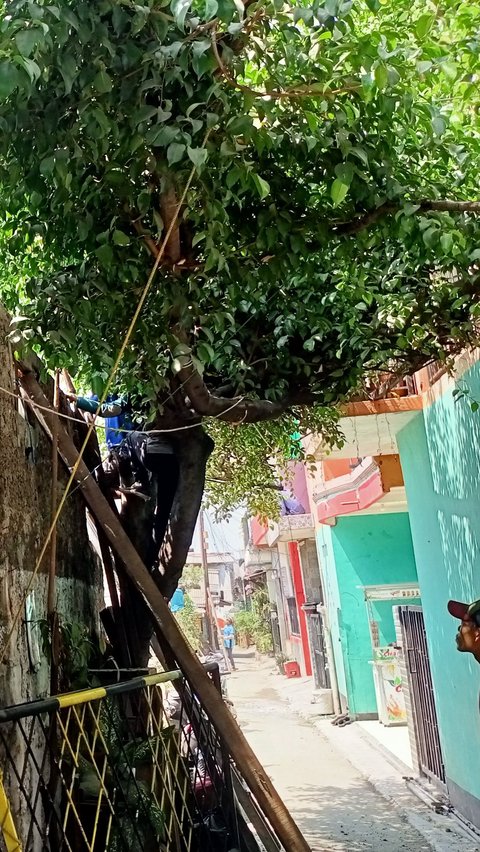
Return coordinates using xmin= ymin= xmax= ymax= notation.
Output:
xmin=1 ymin=0 xmax=479 ymax=616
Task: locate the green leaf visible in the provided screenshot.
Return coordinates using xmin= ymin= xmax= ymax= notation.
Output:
xmin=402 ymin=202 xmax=421 ymax=217
xmin=330 ymin=178 xmax=349 ymax=206
xmin=374 ymin=64 xmax=388 ymax=90
xmin=204 ymin=0 xmax=218 ymax=18
xmin=59 ymin=54 xmax=77 ymax=95
xmin=416 ymin=60 xmax=433 ymax=75
xmin=304 ymin=111 xmax=318 ymax=133
xmin=17 ymin=56 xmax=41 ymax=81
xmin=93 ymin=70 xmax=113 ymax=94
xmin=415 ymin=14 xmax=435 ymax=40
xmin=167 ymin=142 xmax=186 ymax=165
xmin=432 ymin=115 xmax=446 ymax=137
xmin=40 ymin=156 xmax=55 ymax=174
xmin=15 ymin=28 xmax=41 ymax=57
xmin=422 ymin=226 xmax=438 ymax=248
xmin=441 ymin=61 xmax=458 ymax=81
xmin=252 ymin=174 xmax=270 ymax=200
xmin=133 ymin=105 xmax=158 ymax=125
xmin=187 ymin=146 xmax=208 ymax=168
xmin=113 ymin=229 xmax=130 ymax=246
xmin=78 ymin=215 xmax=93 ymax=242
xmin=440 ymin=233 xmax=453 ymax=253
xmin=146 ymin=125 xmax=179 ymax=146
xmin=62 ymin=8 xmax=79 ymax=29
xmin=350 ymin=147 xmax=369 ymax=167
xmin=137 ymin=190 xmax=151 ymax=214
xmin=0 ymin=62 xmax=19 ymax=99
xmin=171 ymin=0 xmax=191 ymax=29
xmin=334 ymin=162 xmax=354 ymax=185
xmin=197 ymin=341 xmax=215 ymax=362
xmin=95 ymin=244 xmax=114 ymax=266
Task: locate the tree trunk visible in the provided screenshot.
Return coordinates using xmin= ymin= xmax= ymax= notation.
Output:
xmin=113 ymin=424 xmax=214 ymax=667
xmin=157 ymin=425 xmax=214 ymax=599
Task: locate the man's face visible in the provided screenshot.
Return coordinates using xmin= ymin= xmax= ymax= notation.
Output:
xmin=456 ymin=616 xmax=480 ymax=655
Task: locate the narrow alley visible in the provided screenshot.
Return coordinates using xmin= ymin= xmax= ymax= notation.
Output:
xmin=228 ymin=652 xmax=476 ymax=852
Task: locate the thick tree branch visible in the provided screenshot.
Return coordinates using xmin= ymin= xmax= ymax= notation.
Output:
xmin=132 ymin=212 xmax=200 ymax=271
xmin=334 ymin=199 xmax=480 ymax=236
xmin=173 ymin=346 xmax=314 ymax=422
xmin=211 ymin=26 xmax=359 ymax=100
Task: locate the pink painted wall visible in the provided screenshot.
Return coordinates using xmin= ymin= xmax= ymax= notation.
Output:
xmin=289 ymin=462 xmax=310 ymax=512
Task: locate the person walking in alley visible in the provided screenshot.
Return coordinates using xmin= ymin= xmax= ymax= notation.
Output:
xmin=223 ymin=617 xmax=236 ymax=672
xmin=448 ymin=598 xmax=480 ymax=663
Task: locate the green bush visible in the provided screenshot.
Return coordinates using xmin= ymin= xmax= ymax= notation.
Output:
xmin=174 ymin=594 xmax=203 ymax=652
xmin=234 ymin=589 xmax=273 ymax=653
xmin=233 ymin=609 xmax=256 ymax=646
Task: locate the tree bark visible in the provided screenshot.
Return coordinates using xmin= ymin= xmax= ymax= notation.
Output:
xmin=173 ymin=347 xmax=315 ymax=422
xmin=334 ymin=198 xmax=480 ymax=236
xmin=156 ymin=425 xmax=214 ymax=599
xmin=98 ymin=422 xmax=214 ymax=663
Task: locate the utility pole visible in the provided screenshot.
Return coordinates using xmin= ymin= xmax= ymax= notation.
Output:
xmin=199 ymin=509 xmax=215 ymax=648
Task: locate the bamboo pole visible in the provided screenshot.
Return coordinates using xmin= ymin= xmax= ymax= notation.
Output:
xmin=48 ymin=370 xmax=60 ymax=695
xmin=199 ymin=509 xmax=215 ymax=648
xmin=47 ymin=370 xmax=60 ymax=618
xmin=207 ymin=587 xmax=230 ymax=670
xmin=19 ymin=371 xmax=311 ymax=852
xmin=60 ymin=368 xmax=131 ymax=663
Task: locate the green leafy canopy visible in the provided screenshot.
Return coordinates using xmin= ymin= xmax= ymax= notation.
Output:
xmin=0 ymin=0 xmax=479 ymax=513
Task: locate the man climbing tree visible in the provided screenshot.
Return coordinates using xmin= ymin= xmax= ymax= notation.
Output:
xmin=0 ymin=0 xmax=479 ymax=663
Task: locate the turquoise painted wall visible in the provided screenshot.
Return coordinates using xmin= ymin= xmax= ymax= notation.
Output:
xmin=330 ymin=513 xmax=418 ymax=716
xmin=398 ymin=363 xmax=480 ymax=814
xmin=316 ymin=524 xmax=348 ymax=705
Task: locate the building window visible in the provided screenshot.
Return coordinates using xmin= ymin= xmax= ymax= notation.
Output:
xmin=287 ymin=597 xmax=300 ymax=636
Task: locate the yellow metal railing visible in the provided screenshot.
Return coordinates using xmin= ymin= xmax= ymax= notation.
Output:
xmin=0 ymin=670 xmax=234 ymax=852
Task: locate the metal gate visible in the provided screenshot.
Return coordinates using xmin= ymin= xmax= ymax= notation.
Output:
xmin=398 ymin=606 xmax=445 ymax=785
xmin=270 ymin=610 xmax=282 ymax=657
xmin=303 ymin=605 xmax=331 ymax=690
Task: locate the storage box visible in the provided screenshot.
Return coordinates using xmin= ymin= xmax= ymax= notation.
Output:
xmin=283 ymin=660 xmax=300 ymax=678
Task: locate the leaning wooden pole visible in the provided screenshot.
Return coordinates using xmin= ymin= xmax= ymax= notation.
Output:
xmin=47 ymin=369 xmax=60 ymax=695
xmin=19 ymin=370 xmax=311 ymax=852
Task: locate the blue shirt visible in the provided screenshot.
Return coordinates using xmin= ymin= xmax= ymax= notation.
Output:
xmin=75 ymin=394 xmax=134 ymax=448
xmin=223 ymin=624 xmax=235 ymax=649
xmin=170 ymin=588 xmax=185 ymax=613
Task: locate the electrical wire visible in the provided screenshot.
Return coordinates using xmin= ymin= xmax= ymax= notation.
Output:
xmin=0 ymin=381 xmax=203 ymax=434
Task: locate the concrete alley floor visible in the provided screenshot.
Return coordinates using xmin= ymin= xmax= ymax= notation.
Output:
xmin=227 ymin=651 xmax=477 ymax=852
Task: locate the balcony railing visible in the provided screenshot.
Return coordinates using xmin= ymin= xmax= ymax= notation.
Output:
xmin=267 ymin=513 xmax=314 ymax=545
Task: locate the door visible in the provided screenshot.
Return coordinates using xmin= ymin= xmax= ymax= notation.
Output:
xmin=306 ymin=610 xmax=331 ymax=690
xmin=270 ymin=610 xmax=282 ymax=657
xmin=398 ymin=606 xmax=445 ymax=785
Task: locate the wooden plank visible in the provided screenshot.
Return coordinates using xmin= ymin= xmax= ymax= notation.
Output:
xmin=341 ymin=395 xmax=423 ymax=418
xmin=19 ymin=371 xmax=311 ymax=852
xmin=233 ymin=771 xmax=281 ymax=852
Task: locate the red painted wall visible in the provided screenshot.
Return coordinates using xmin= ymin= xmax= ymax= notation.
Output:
xmin=287 ymin=541 xmax=312 ymax=676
